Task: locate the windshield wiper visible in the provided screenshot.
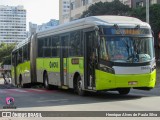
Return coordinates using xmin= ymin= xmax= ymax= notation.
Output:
xmin=113 ymin=24 xmax=131 ymax=59
xmin=113 ymin=24 xmax=130 ymax=48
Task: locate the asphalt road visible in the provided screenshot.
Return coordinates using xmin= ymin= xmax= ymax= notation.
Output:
xmin=0 ymin=77 xmax=160 ymax=120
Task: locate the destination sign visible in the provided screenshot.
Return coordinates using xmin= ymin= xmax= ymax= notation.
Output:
xmin=104 ymin=28 xmax=151 ymax=35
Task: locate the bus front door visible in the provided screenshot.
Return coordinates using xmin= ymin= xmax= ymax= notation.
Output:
xmin=60 ymin=35 xmax=69 ymax=88
xmin=85 ymin=31 xmax=96 ymax=89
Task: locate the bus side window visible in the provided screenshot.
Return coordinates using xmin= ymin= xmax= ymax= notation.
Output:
xmin=52 ymin=37 xmax=60 ymax=57
xmin=12 ymin=53 xmax=15 ymax=66
xmin=18 ymin=48 xmax=23 ymax=64
xmin=69 ymin=31 xmax=81 ymax=56
xmin=44 ymin=37 xmax=51 ymax=58
xmin=28 ymin=42 xmax=30 ymax=60
xmin=38 ymin=38 xmax=44 ymax=57
xmin=23 ymin=44 xmax=28 ymax=62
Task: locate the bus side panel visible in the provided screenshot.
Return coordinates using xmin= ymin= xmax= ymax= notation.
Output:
xmin=44 ymin=58 xmax=60 ymax=86
xmin=22 ymin=61 xmax=31 ymax=84
xmin=68 ymin=57 xmax=84 ymax=88
xmin=95 ymin=70 xmax=116 ymax=90
xmin=37 ymin=58 xmax=61 ymax=86
xmin=16 ymin=61 xmax=30 ymax=84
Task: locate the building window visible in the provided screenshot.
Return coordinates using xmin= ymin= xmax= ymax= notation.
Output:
xmin=71 ymin=2 xmax=75 ymax=10
xmin=136 ymin=1 xmax=144 ymax=7
xmin=150 ymin=0 xmax=157 ymax=5
xmin=81 ymin=0 xmax=89 ymax=6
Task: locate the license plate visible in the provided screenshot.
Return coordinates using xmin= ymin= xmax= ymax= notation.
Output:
xmin=128 ymin=81 xmax=138 ymax=85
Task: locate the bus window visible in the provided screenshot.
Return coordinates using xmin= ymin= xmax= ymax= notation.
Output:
xmin=18 ymin=48 xmax=23 ymax=64
xmin=23 ymin=44 xmax=28 ymax=62
xmin=52 ymin=37 xmax=60 ymax=57
xmin=99 ymin=37 xmax=109 ymax=61
xmin=12 ymin=52 xmax=15 ymax=66
xmin=44 ymin=37 xmax=51 ymax=57
xmin=28 ymin=42 xmax=30 ymax=60
xmin=38 ymin=38 xmax=44 ymax=57
xmin=69 ymin=31 xmax=81 ymax=56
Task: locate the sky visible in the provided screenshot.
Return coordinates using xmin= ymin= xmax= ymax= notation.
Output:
xmin=0 ymin=0 xmax=59 ymax=30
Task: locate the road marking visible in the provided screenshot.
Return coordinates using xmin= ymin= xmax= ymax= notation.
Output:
xmin=7 ymin=89 xmax=28 ymax=92
xmin=0 ymin=90 xmax=7 ymax=93
xmin=24 ymin=89 xmax=56 ymax=93
xmin=0 ymin=88 xmax=57 ymax=94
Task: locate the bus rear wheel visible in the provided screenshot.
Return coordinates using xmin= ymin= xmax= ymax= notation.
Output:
xmin=118 ymin=88 xmax=130 ymax=95
xmin=43 ymin=73 xmax=50 ymax=89
xmin=76 ymin=76 xmax=85 ymax=96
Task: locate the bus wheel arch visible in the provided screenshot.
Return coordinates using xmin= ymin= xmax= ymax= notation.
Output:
xmin=73 ymin=72 xmax=85 ymax=96
xmin=43 ymin=70 xmax=49 ymax=89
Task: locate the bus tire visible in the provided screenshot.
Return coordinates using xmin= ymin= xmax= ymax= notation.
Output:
xmin=76 ymin=76 xmax=85 ymax=96
xmin=118 ymin=88 xmax=130 ymax=95
xmin=43 ymin=72 xmax=50 ymax=90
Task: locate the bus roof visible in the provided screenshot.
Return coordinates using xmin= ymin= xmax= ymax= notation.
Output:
xmin=12 ymin=37 xmax=30 ymax=52
xmin=12 ymin=15 xmax=150 ymax=52
xmin=37 ymin=15 xmax=150 ymax=38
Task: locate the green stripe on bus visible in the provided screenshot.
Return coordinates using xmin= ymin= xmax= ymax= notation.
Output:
xmin=36 ymin=57 xmax=84 ymax=74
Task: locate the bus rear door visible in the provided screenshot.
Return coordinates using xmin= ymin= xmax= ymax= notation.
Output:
xmin=60 ymin=34 xmax=69 ymax=88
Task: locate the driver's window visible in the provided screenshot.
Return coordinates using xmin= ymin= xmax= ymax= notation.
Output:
xmin=100 ymin=37 xmax=109 ymax=61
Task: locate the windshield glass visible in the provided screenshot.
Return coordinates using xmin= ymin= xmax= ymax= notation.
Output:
xmin=99 ymin=36 xmax=154 ymax=63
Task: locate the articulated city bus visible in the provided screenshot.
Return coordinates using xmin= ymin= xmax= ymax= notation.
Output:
xmin=11 ymin=16 xmax=156 ymax=95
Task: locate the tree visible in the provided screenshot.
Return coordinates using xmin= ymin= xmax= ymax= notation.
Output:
xmin=131 ymin=4 xmax=160 ymax=36
xmin=81 ymin=0 xmax=131 ymax=18
xmin=0 ymin=43 xmax=16 ymax=65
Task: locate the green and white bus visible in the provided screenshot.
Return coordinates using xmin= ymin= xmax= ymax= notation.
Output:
xmin=11 ymin=16 xmax=156 ymax=95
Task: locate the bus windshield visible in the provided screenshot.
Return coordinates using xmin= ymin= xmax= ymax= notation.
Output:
xmin=99 ymin=36 xmax=154 ymax=63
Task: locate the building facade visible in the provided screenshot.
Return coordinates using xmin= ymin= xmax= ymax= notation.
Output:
xmin=59 ymin=0 xmax=131 ymax=24
xmin=59 ymin=0 xmax=70 ymax=24
xmin=0 ymin=5 xmax=26 ymax=44
xmin=37 ymin=19 xmax=59 ymax=32
xmin=29 ymin=19 xmax=59 ymax=36
xmin=131 ymin=0 xmax=160 ymax=8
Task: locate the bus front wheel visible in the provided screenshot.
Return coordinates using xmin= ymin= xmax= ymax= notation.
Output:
xmin=118 ymin=88 xmax=130 ymax=95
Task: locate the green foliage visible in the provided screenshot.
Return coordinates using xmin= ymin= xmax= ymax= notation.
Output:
xmin=81 ymin=0 xmax=131 ymax=18
xmin=81 ymin=1 xmax=160 ymax=43
xmin=0 ymin=43 xmax=16 ymax=65
xmin=131 ymin=4 xmax=160 ymax=36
